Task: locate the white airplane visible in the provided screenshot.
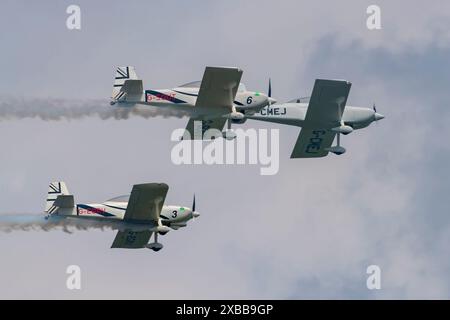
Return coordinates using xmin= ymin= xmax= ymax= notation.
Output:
xmin=246 ymin=79 xmax=385 ymax=158
xmin=110 ymin=66 xmax=276 ymax=139
xmin=44 ymin=182 xmax=199 ymax=251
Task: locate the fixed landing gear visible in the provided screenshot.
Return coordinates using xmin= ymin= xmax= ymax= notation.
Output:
xmin=326 ymin=133 xmax=346 ymax=155
xmin=326 ymin=124 xmax=353 ymax=155
xmin=222 ymin=117 xmax=237 ymax=140
xmin=222 ymin=105 xmax=243 ymax=140
xmin=146 ymin=232 xmax=164 ymax=252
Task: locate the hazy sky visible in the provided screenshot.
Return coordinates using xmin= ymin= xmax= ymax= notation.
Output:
xmin=0 ymin=0 xmax=449 ymax=299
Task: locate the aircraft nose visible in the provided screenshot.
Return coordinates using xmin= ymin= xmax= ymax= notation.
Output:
xmin=374 ymin=113 xmax=385 ymax=121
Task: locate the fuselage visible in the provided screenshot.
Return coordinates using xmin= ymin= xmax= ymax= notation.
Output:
xmin=114 ymin=82 xmax=270 ymax=118
xmin=247 ymin=103 xmax=380 ymax=129
xmin=52 ymin=201 xmax=195 ymax=231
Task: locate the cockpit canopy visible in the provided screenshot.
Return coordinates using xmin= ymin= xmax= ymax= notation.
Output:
xmin=287 ymin=97 xmax=310 ymax=103
xmin=237 ymin=83 xmax=247 ymax=92
xmin=178 ymin=81 xmax=202 ymax=88
xmin=177 ymin=81 xmax=247 ymax=92
xmin=106 ymin=195 xmax=130 ymax=202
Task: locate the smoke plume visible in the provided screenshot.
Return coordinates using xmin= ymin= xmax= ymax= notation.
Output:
xmin=0 ymin=214 xmax=115 ymax=234
xmin=0 ymin=97 xmax=188 ymax=121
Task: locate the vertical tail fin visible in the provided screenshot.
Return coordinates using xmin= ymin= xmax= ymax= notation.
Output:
xmin=45 ymin=181 xmax=70 ymax=213
xmin=111 ymin=66 xmax=139 ymax=102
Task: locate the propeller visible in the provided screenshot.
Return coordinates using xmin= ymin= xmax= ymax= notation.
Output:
xmin=372 ymin=102 xmax=385 ymax=122
xmin=191 ymin=194 xmax=200 ymax=219
xmin=268 ymin=78 xmax=272 ymax=99
xmin=266 ymin=78 xmax=278 ymax=106
xmin=267 ymin=78 xmax=277 ymax=107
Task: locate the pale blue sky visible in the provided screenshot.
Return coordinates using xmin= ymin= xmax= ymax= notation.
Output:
xmin=0 ymin=0 xmax=449 ymax=299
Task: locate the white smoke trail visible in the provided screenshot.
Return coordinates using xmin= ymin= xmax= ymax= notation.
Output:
xmin=0 ymin=97 xmax=189 ymax=121
xmin=0 ymin=213 xmax=115 ymax=234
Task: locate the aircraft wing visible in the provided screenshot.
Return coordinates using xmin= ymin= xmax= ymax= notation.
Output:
xmin=123 ymin=183 xmax=169 ymax=222
xmin=290 ymin=128 xmax=336 ymax=158
xmin=290 ymin=79 xmax=351 ymax=158
xmin=195 ymin=66 xmax=243 ymax=109
xmin=184 ymin=117 xmax=228 ymax=140
xmin=304 ymin=79 xmax=351 ymax=127
xmin=182 ymin=67 xmax=241 ymax=140
xmin=111 ymin=230 xmax=153 ymax=249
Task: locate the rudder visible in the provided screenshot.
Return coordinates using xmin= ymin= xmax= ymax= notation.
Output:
xmin=111 ymin=66 xmax=140 ymax=102
xmin=45 ymin=181 xmax=70 ymax=213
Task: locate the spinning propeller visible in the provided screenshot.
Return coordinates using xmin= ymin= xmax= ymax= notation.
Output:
xmin=268 ymin=78 xmax=272 ymax=101
xmin=267 ymin=78 xmax=277 ymax=106
xmin=191 ymin=194 xmax=200 ymax=219
xmin=372 ymin=103 xmax=385 ymax=122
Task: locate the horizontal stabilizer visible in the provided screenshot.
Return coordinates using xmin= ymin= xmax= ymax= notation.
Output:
xmin=111 ymin=66 xmax=141 ymax=101
xmin=121 ymin=79 xmax=143 ymax=95
xmin=53 ymin=195 xmax=75 ymax=208
xmin=45 ymin=181 xmax=70 ymax=213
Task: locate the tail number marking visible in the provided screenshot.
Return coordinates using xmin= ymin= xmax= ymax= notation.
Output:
xmin=78 ymin=207 xmax=106 ymax=215
xmin=259 ymin=107 xmax=286 ymax=116
xmin=305 ymin=130 xmax=326 ymax=154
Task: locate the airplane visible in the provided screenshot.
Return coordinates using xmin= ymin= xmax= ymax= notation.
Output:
xmin=44 ymin=181 xmax=199 ymax=251
xmin=110 ymin=66 xmax=276 ymax=140
xmin=245 ymin=79 xmax=385 ymax=158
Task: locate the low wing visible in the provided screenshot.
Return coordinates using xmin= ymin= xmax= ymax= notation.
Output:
xmin=195 ymin=66 xmax=243 ymax=110
xmin=111 ymin=230 xmax=152 ymax=249
xmin=182 ymin=67 xmax=241 ymax=140
xmin=183 ymin=118 xmax=227 ymax=140
xmin=290 ymin=79 xmax=351 ymax=158
xmin=123 ymin=183 xmax=169 ymax=222
xmin=304 ymin=79 xmax=351 ymax=127
xmin=290 ymin=128 xmax=336 ymax=158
